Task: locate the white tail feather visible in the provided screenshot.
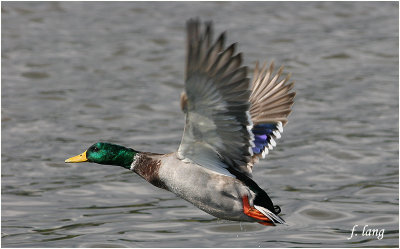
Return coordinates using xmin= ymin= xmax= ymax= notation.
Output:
xmin=254 ymin=205 xmax=285 ymax=224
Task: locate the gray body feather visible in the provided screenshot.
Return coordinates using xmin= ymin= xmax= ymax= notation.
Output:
xmin=155 ymin=19 xmax=295 ymax=224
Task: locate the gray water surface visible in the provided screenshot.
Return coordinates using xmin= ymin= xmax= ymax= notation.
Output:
xmin=2 ymin=2 xmax=399 ymax=247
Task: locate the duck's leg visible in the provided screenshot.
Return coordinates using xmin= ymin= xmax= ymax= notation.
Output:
xmin=242 ymin=195 xmax=275 ymax=226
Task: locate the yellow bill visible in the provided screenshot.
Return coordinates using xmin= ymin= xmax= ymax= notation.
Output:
xmin=65 ymin=150 xmax=88 ymax=163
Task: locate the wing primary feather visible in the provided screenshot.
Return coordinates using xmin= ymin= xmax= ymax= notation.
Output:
xmin=248 ymin=60 xmax=295 ymax=164
xmin=182 ymin=21 xmax=296 ymax=177
xmin=180 ymin=20 xmax=255 ymax=178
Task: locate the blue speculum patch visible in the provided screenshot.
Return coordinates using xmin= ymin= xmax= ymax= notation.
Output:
xmin=251 ymin=124 xmax=276 ymax=154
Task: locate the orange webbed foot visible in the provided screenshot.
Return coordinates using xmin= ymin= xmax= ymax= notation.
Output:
xmin=242 ymin=195 xmax=276 ymax=226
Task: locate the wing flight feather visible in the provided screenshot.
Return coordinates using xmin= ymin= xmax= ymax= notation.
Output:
xmin=178 ymin=20 xmax=296 ymax=177
xmin=178 ymin=19 xmax=254 ymax=177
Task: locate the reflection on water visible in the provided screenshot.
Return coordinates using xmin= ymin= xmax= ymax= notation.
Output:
xmin=2 ymin=1 xmax=398 ymax=247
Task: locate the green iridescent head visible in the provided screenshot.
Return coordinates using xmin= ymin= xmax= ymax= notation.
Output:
xmin=65 ymin=142 xmax=137 ymax=169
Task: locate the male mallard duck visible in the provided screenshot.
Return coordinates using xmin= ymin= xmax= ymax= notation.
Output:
xmin=66 ymin=19 xmax=295 ymax=226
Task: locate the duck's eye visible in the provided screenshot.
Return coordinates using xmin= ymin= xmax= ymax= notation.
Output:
xmin=93 ymin=147 xmax=100 ymax=152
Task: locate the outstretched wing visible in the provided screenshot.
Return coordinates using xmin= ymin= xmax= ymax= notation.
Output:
xmin=177 ymin=19 xmax=254 ymax=178
xmin=248 ymin=61 xmax=296 ymax=166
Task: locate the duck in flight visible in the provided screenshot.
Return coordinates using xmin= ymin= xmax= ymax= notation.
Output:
xmin=66 ymin=19 xmax=295 ymax=226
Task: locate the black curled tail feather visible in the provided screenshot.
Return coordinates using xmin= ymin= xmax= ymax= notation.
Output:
xmin=226 ymin=167 xmax=280 ymax=215
xmin=274 ymin=205 xmax=281 ymax=214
